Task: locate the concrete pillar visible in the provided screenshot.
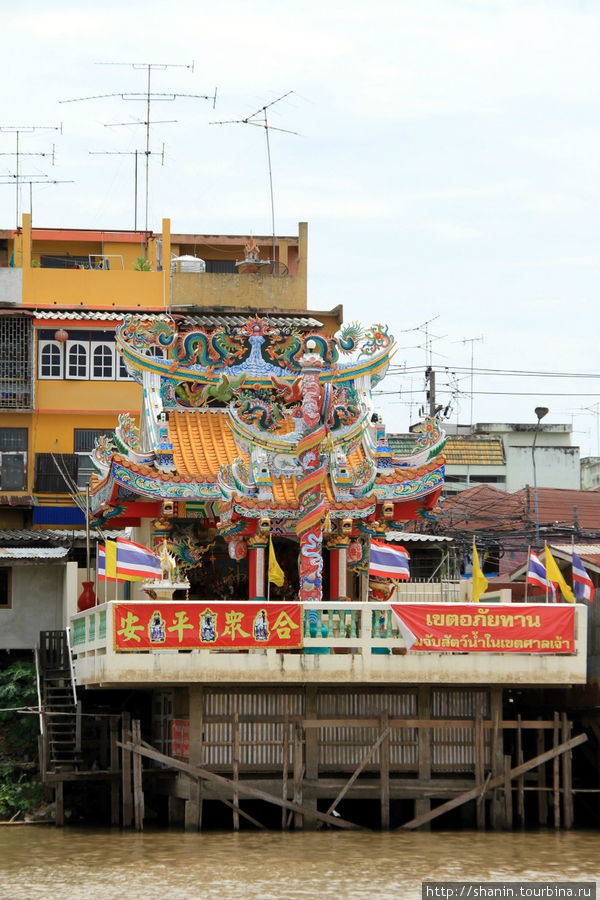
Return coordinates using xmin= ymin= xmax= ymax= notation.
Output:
xmin=161 ymin=217 xmax=171 ymax=309
xmin=185 ymin=685 xmax=204 ymax=831
xmin=297 ymin=221 xmax=308 ymax=282
xmin=303 ymin=686 xmax=319 ymax=829
xmin=21 ymin=213 xmax=32 ymax=268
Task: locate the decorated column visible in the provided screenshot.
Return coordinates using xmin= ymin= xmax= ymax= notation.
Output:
xmin=296 ymin=343 xmax=327 ymax=604
xmin=327 ymin=536 xmax=350 ymax=600
xmin=247 ymin=534 xmax=267 ymax=601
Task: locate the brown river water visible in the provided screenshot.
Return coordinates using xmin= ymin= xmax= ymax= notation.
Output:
xmin=0 ymin=828 xmax=598 ymax=900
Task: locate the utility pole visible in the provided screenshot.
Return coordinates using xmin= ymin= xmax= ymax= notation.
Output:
xmin=425 ymin=366 xmax=436 ymax=417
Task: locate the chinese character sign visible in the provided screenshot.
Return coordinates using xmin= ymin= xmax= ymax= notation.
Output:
xmin=391 ymin=604 xmax=575 ymax=653
xmin=113 ymin=602 xmax=303 ymax=650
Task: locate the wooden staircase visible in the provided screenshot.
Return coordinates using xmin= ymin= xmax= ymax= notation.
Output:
xmin=39 ymin=630 xmax=80 ymax=771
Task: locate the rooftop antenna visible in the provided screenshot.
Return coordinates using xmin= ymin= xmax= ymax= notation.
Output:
xmin=210 ymin=91 xmax=298 ymax=270
xmin=0 ymin=176 xmax=74 ymax=220
xmin=455 ymin=335 xmax=483 ymax=429
xmin=89 ymin=147 xmax=164 ymax=231
xmin=61 ymin=61 xmax=217 ymax=233
xmin=0 ymin=124 xmax=63 ymax=227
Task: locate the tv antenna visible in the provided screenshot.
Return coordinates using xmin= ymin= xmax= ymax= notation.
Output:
xmin=89 ymin=146 xmax=164 ymax=231
xmin=454 ymin=335 xmax=483 ymax=428
xmin=211 ymin=91 xmax=298 ymax=269
xmin=0 ymin=176 xmax=74 ymax=220
xmin=61 ymin=61 xmax=217 ymax=232
xmin=0 ymin=124 xmax=62 ymax=227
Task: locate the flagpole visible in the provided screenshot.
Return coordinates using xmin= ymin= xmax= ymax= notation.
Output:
xmin=543 ymin=543 xmax=549 ymax=604
xmin=525 ymin=545 xmax=530 ymax=604
xmin=94 ymin=540 xmax=99 ymax=605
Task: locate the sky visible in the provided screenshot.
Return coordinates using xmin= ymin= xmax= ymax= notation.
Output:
xmin=2 ymin=0 xmax=600 ymax=454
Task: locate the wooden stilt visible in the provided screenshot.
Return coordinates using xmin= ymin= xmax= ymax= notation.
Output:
xmin=132 ymin=719 xmax=144 ymax=832
xmin=516 ymin=714 xmax=525 ymax=826
xmin=55 ymin=781 xmax=64 ymax=827
xmin=553 ymin=712 xmax=560 ymax=829
xmin=416 ymin=686 xmax=432 ymax=827
xmin=121 ymin=711 xmax=133 ymax=829
xmin=380 ymin=711 xmax=390 ymax=830
xmin=561 ymin=713 xmax=574 ymax=829
xmin=232 ymin=712 xmax=240 ymax=832
xmin=503 ymin=755 xmax=513 ymax=829
xmin=292 ymin=724 xmax=304 ymax=830
xmin=537 ymin=718 xmax=547 ymax=826
xmin=490 ymin=701 xmax=502 ymax=829
xmin=475 ymin=715 xmax=485 ymax=830
xmin=110 ymin=715 xmax=120 ymax=826
xmin=399 ymin=732 xmax=587 ymax=831
xmin=281 ymin=708 xmax=289 ymax=830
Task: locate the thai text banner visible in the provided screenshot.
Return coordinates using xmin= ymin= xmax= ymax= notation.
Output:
xmin=113 ymin=602 xmax=303 ymax=650
xmin=391 ymin=603 xmax=575 ymax=653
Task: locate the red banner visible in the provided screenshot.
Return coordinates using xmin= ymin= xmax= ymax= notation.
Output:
xmin=171 ymin=719 xmax=190 ymax=758
xmin=113 ymin=602 xmax=303 ymax=650
xmin=391 ymin=603 xmax=575 ymax=653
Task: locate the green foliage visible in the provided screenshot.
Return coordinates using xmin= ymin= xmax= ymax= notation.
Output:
xmin=133 ymin=256 xmax=152 ymax=271
xmin=0 ymin=763 xmax=43 ymax=818
xmin=0 ymin=661 xmax=39 ymax=757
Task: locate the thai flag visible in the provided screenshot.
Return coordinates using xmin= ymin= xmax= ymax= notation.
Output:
xmin=116 ymin=538 xmax=162 ymax=581
xmin=526 ymin=550 xmax=548 ymax=590
xmin=369 ymin=539 xmax=410 ymax=581
xmin=572 ymin=551 xmax=595 ymax=603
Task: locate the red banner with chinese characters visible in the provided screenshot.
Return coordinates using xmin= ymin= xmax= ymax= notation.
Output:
xmin=391 ymin=603 xmax=575 ymax=653
xmin=113 ymin=602 xmax=303 ymax=650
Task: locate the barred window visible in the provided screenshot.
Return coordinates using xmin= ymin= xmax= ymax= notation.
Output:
xmin=0 ymin=317 xmax=33 ymax=409
xmin=34 ymin=453 xmax=78 ymax=494
xmin=74 ymin=429 xmax=107 ymax=488
xmin=0 ymin=428 xmax=27 ymax=491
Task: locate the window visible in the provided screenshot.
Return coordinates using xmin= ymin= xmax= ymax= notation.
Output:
xmin=117 ymin=356 xmax=134 ymax=380
xmin=34 ymin=453 xmax=78 ymax=494
xmin=91 ymin=342 xmax=115 ymax=380
xmin=74 ymin=429 xmax=107 ymax=488
xmin=0 ymin=570 xmax=11 ymax=608
xmin=0 ymin=428 xmax=27 ymax=491
xmin=0 ymin=317 xmax=33 ymax=409
xmin=39 ymin=340 xmax=63 ymax=379
xmin=66 ymin=341 xmax=89 ymax=380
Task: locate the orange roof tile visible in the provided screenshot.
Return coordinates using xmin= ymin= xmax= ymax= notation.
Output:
xmin=169 ymin=410 xmax=244 ymax=481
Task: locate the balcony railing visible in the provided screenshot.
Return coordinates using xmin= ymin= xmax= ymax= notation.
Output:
xmin=70 ymin=600 xmax=588 ymax=688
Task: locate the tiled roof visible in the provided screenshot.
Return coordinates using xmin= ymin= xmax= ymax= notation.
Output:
xmin=169 ymin=410 xmax=244 ymax=481
xmin=0 ymin=547 xmax=68 ymax=559
xmin=34 ymin=309 xmax=132 ymax=322
xmin=444 ymin=436 xmax=505 ymax=466
xmin=180 ymin=314 xmax=323 ymax=330
xmin=388 ymin=435 xmax=418 ymax=456
xmin=549 ymin=542 xmax=600 ymax=572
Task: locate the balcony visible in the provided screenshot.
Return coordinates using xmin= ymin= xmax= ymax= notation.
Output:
xmin=70 ymin=600 xmax=588 ymax=689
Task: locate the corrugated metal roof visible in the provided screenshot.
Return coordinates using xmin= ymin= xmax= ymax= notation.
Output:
xmin=33 ymin=309 xmax=323 ymax=330
xmin=0 ymin=547 xmax=68 ymax=559
xmin=386 ymin=531 xmax=453 ymax=543
xmin=33 ymin=310 xmax=171 ymax=323
xmin=0 ymin=528 xmax=127 ymax=544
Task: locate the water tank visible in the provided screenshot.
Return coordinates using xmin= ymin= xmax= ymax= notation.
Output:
xmin=171 ymin=255 xmax=206 ymax=274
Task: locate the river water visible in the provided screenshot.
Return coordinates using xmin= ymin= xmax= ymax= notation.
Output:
xmin=0 ymin=828 xmax=598 ymax=900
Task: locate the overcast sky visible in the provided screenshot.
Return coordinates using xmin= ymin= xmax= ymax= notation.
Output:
xmin=3 ymin=1 xmax=599 ymax=454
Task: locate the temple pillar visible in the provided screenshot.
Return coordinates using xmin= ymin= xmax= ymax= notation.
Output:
xmin=247 ymin=535 xmax=267 ymax=600
xmin=327 ymin=537 xmax=349 ymax=600
xmin=151 ymin=515 xmax=173 ymax=552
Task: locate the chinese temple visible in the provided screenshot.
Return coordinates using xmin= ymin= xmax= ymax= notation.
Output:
xmin=89 ymin=313 xmax=447 ymax=601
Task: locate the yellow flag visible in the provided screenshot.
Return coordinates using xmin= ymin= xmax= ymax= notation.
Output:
xmin=544 ymin=545 xmax=575 ymax=603
xmin=268 ymin=537 xmax=285 ymax=587
xmin=105 ymin=540 xmax=117 ymax=580
xmin=472 ymin=539 xmax=488 ymax=603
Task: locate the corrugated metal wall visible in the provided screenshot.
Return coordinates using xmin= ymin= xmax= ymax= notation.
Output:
xmin=431 ymin=688 xmax=490 ymax=773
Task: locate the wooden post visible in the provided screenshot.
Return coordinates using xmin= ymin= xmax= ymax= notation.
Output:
xmin=110 ymin=715 xmax=120 ymax=826
xmin=537 ymin=718 xmax=547 ymax=826
xmin=490 ymin=690 xmax=503 ymax=829
xmin=55 ymin=781 xmax=64 ymax=827
xmin=475 ymin=714 xmax=485 ymax=830
xmin=121 ymin=711 xmax=133 ymax=829
xmin=304 ymin=687 xmax=319 ymax=830
xmin=503 ymin=755 xmax=513 ymax=829
xmin=132 ymin=719 xmax=144 ymax=832
xmin=416 ymin=686 xmax=432 ymax=826
xmin=232 ymin=712 xmax=240 ymax=832
xmin=516 ymin=714 xmax=525 ymax=826
xmin=561 ymin=713 xmax=574 ymax=829
xmin=292 ymin=723 xmax=304 ymax=830
xmin=380 ymin=711 xmax=390 ymax=830
xmin=553 ymin=712 xmax=560 ymax=829
xmin=282 ymin=709 xmax=289 ymax=830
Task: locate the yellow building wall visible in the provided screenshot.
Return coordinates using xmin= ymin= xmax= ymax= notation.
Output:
xmin=22 ymin=268 xmax=168 ymax=309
